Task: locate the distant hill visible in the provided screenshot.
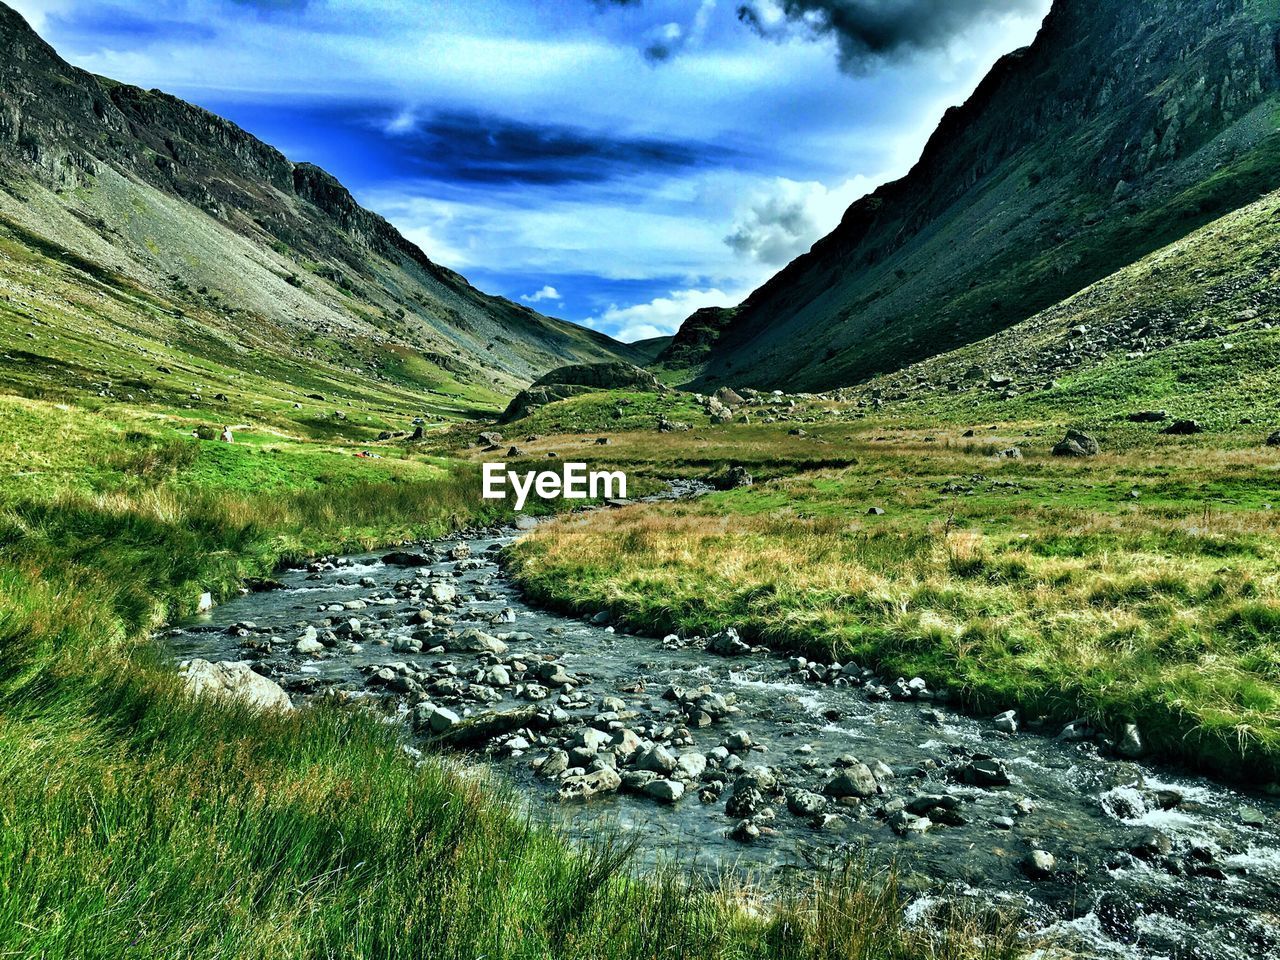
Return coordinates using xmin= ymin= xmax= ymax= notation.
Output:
xmin=0 ymin=2 xmax=642 ymax=412
xmin=669 ymin=0 xmax=1280 ymax=392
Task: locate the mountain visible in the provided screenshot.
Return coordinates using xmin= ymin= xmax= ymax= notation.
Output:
xmin=833 ymin=179 xmax=1280 ymax=431
xmin=0 ymin=2 xmax=642 ymax=414
xmin=667 ymin=0 xmax=1280 ymax=392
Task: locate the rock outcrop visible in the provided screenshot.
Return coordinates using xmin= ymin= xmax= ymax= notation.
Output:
xmin=500 ymin=362 xmax=661 ymax=422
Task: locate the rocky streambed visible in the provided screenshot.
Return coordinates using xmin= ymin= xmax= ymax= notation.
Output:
xmin=169 ymin=495 xmax=1280 ymax=960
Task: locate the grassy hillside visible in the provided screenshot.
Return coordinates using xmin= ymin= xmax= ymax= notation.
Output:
xmin=828 ymin=182 xmax=1280 ymax=438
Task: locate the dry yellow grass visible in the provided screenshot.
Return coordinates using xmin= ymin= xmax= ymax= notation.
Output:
xmin=510 ymin=445 xmax=1280 ymax=782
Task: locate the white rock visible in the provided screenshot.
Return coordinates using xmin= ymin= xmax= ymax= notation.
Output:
xmin=180 ymin=659 xmax=292 ymax=712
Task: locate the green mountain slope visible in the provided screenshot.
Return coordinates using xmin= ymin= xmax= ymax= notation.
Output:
xmin=671 ymin=0 xmax=1280 ymax=392
xmin=831 ymin=179 xmax=1280 ymax=440
xmin=0 ymin=3 xmax=641 ymax=415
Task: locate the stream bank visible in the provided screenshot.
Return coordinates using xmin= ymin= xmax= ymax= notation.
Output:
xmin=170 ymin=493 xmax=1280 ymax=960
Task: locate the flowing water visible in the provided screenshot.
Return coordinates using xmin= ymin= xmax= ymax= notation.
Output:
xmin=169 ymin=497 xmax=1280 ymax=960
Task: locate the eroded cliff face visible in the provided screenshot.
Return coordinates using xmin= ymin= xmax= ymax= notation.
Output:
xmin=682 ymin=0 xmax=1280 ymax=392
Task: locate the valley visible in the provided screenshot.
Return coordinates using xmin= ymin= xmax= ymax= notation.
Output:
xmin=2 ymin=0 xmax=1280 ymax=957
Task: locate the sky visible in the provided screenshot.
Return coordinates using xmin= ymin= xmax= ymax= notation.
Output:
xmin=10 ymin=0 xmax=1051 ymax=342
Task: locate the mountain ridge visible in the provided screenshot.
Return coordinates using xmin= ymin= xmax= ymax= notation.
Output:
xmin=0 ymin=2 xmax=640 ymax=402
xmin=667 ymin=0 xmax=1280 ymax=392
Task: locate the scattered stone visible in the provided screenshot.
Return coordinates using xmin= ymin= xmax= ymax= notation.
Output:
xmin=1162 ymin=419 xmax=1204 ymax=435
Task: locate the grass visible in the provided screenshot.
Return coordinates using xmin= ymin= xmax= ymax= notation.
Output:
xmin=506 ymin=426 xmax=1280 ymax=784
xmin=0 ymin=394 xmax=1019 ymax=960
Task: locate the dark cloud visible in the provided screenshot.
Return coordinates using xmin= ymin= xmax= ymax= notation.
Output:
xmin=736 ymin=0 xmax=1044 ymax=72
xmin=387 ymin=110 xmax=708 ymax=186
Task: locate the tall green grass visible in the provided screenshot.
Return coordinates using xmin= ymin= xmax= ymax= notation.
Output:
xmin=0 ymin=462 xmax=1018 ymax=959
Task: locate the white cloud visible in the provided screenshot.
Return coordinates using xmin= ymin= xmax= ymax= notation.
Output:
xmin=520 ymin=285 xmax=562 ymax=303
xmin=6 ymin=0 xmax=70 ymax=31
xmin=589 ymin=286 xmax=745 ymax=342
xmin=724 ymin=174 xmax=875 ymax=266
xmin=400 ymin=220 xmax=474 ymax=270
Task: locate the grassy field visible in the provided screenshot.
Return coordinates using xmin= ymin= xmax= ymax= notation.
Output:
xmin=505 ymin=407 xmax=1280 ymax=784
xmin=0 ymin=391 xmax=1019 ymax=959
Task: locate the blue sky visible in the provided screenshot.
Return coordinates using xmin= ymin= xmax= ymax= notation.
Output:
xmin=12 ymin=0 xmax=1050 ymax=341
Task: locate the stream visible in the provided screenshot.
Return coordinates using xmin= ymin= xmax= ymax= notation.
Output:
xmin=168 ymin=490 xmax=1280 ymax=960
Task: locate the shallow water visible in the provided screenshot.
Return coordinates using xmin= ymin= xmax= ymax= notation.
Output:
xmin=169 ymin=506 xmax=1280 ymax=960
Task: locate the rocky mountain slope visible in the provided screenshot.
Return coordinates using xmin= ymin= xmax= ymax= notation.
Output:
xmin=670 ymin=0 xmax=1280 ymax=392
xmin=0 ymin=2 xmax=641 ymax=410
xmin=824 ymin=177 xmax=1280 ymax=434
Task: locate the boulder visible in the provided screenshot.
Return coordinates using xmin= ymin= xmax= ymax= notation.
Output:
xmin=993 ymin=710 xmax=1018 ymax=734
xmin=1267 ymin=430 xmax=1280 ymax=447
xmin=786 ymin=789 xmax=827 ymax=817
xmin=1052 ymin=430 xmax=1099 ymax=457
xmin=1022 ymin=850 xmax=1056 ymax=879
xmin=713 ymin=386 xmax=745 ymax=407
xmin=707 ymin=628 xmax=750 ymax=657
xmin=1162 ymin=419 xmax=1204 ymax=435
xmin=558 ymin=767 xmax=622 ymax=801
xmin=382 ymin=551 xmax=431 ymax=567
xmin=444 ymin=629 xmax=508 ymax=655
xmin=425 ymin=706 xmax=460 ymax=733
xmin=179 ymin=659 xmax=293 ymax=712
xmin=634 ymin=745 xmax=678 ymax=775
xmin=1116 ymin=723 xmax=1144 ymax=758
xmin=427 ymin=582 xmax=458 ymax=604
xmin=960 ymin=757 xmax=1010 ymax=788
xmin=826 ymin=763 xmax=878 ymax=798
xmin=710 ymin=465 xmax=753 ymax=490
xmin=643 ymin=779 xmax=686 ymax=804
